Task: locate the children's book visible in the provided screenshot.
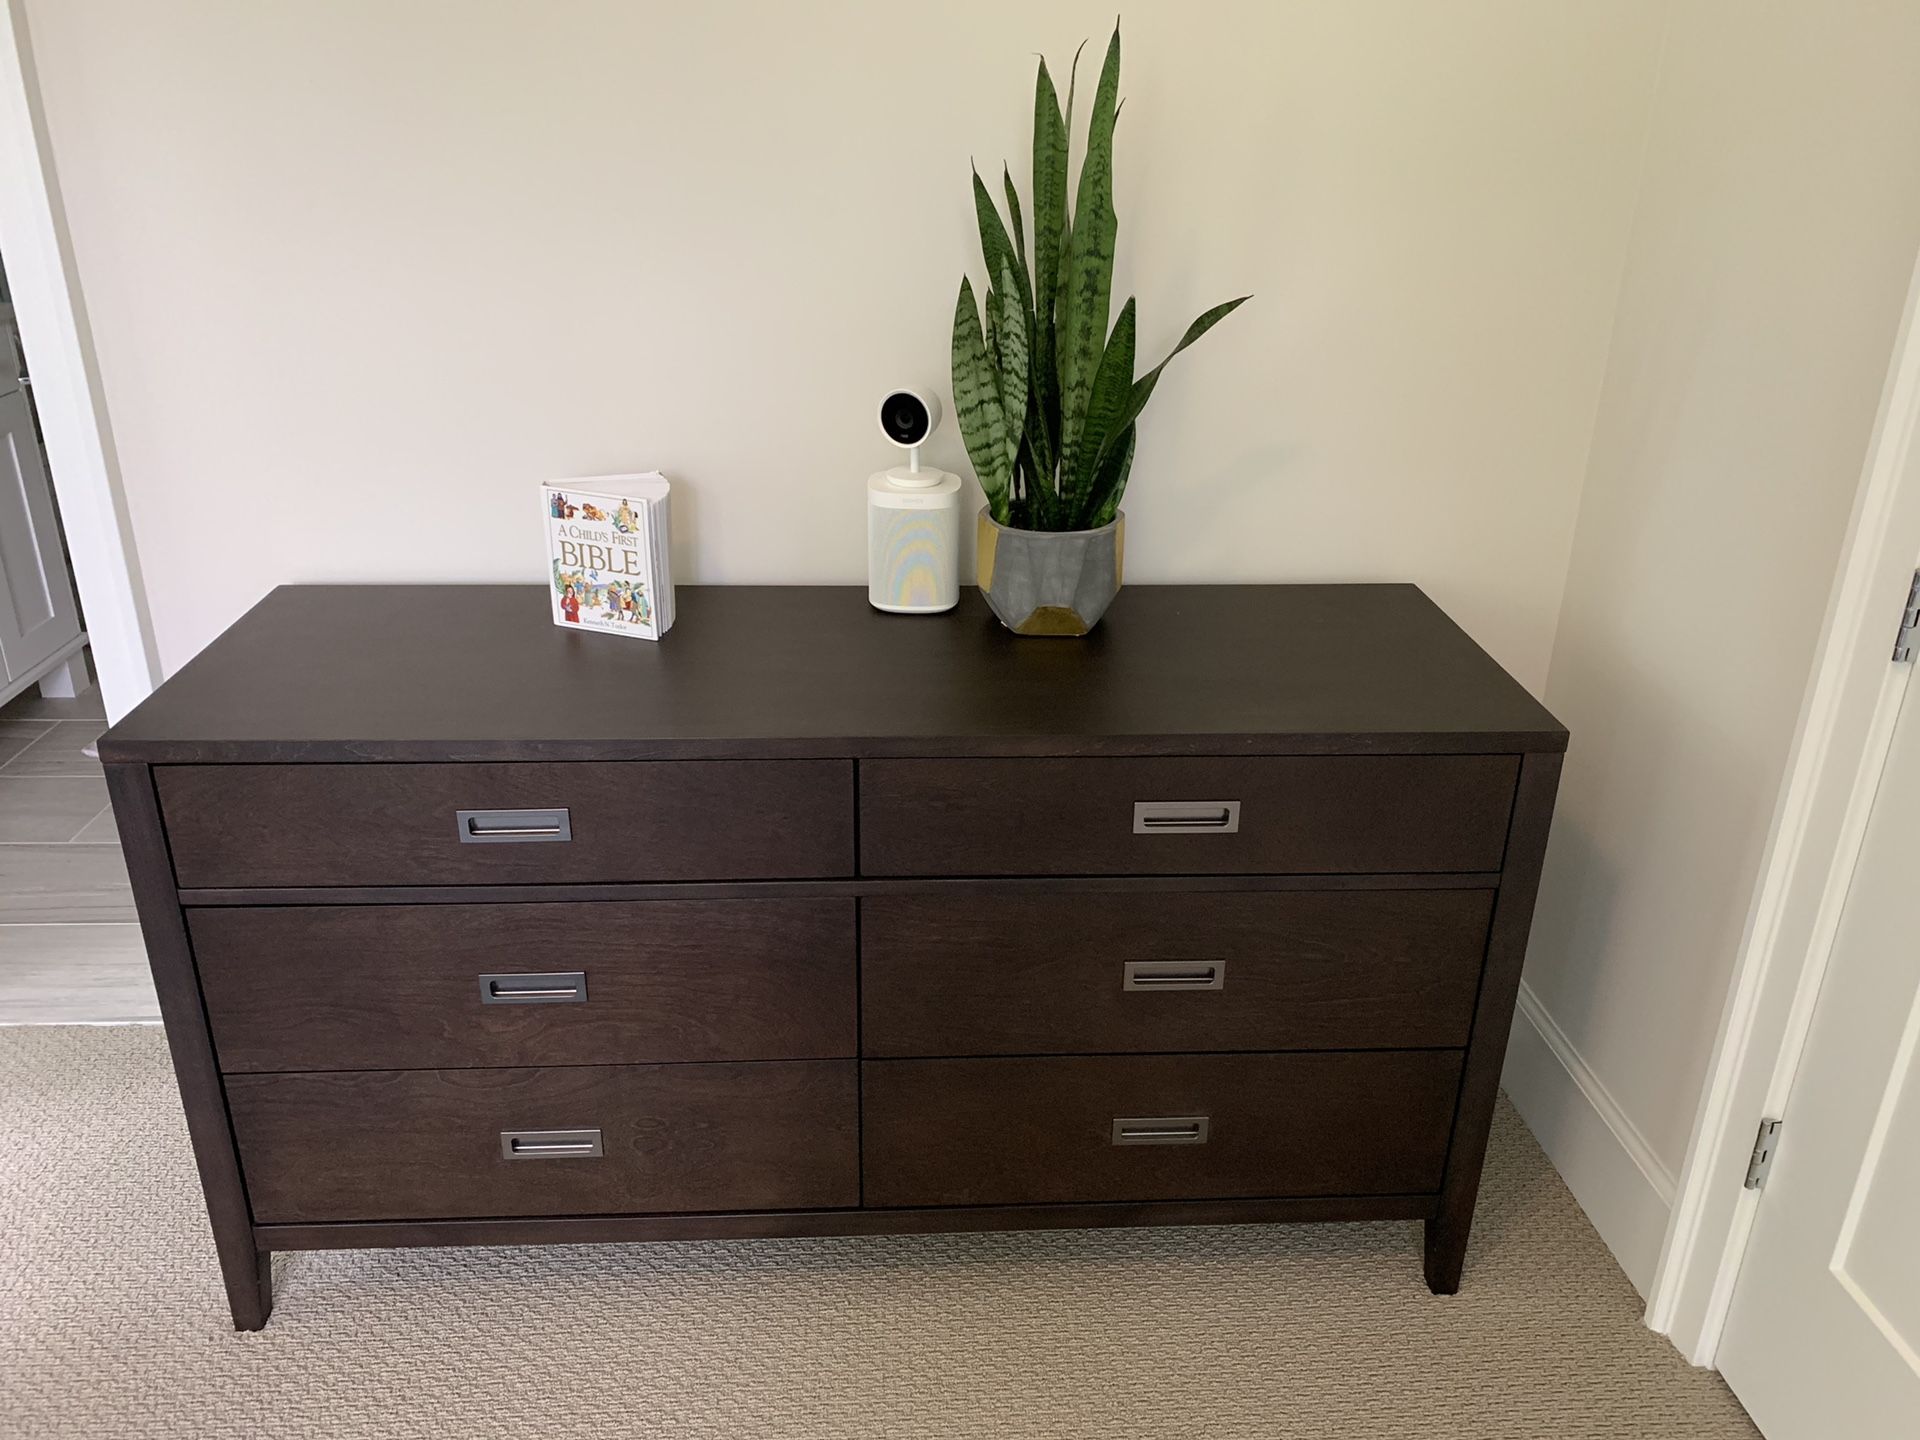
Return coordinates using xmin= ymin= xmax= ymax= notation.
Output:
xmin=543 ymin=474 xmax=674 ymax=641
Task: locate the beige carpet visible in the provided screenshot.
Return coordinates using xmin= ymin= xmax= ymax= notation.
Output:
xmin=0 ymin=1026 xmax=1756 ymax=1440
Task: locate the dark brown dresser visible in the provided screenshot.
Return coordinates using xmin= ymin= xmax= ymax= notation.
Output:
xmin=99 ymin=583 xmax=1565 ymax=1330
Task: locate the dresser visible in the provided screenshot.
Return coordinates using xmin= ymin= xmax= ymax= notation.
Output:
xmin=99 ymin=583 xmax=1565 ymax=1330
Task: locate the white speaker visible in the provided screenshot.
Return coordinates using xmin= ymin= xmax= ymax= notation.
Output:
xmin=867 ymin=388 xmax=961 ymax=613
xmin=868 ymin=466 xmax=961 ymax=613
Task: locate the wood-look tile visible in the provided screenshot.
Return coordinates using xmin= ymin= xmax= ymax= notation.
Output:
xmin=0 ymin=722 xmax=54 ymax=766
xmin=71 ymin=806 xmax=120 ymax=844
xmin=0 ymin=845 xmax=135 ymax=921
xmin=0 ymin=686 xmax=105 ymax=722
xmin=0 ymin=778 xmax=114 ymax=842
xmin=1 ymin=721 xmax=107 ymax=778
xmin=0 ymin=923 xmax=156 ymax=1023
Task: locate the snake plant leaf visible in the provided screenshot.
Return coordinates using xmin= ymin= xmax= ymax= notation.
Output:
xmin=1029 ymin=380 xmax=1059 ymax=495
xmin=991 ymin=263 xmax=1029 ymax=478
xmin=1088 ymin=295 xmax=1250 ymax=479
xmin=1018 ymin=426 xmax=1052 ymax=528
xmin=1069 ymin=297 xmax=1136 ymax=506
xmin=1056 ymin=36 xmax=1086 ymax=320
xmin=1002 ymin=165 xmax=1026 ymax=279
xmin=972 ymin=166 xmax=1031 ymax=323
xmin=1002 ymin=167 xmax=1037 ymax=436
xmin=1087 ymin=423 xmax=1136 ymax=528
xmin=952 ymin=277 xmax=1012 ymax=521
xmin=951 ymin=24 xmax=1245 ymax=533
xmin=1056 ymin=25 xmax=1121 ymax=487
xmin=1031 ymin=55 xmax=1069 ymax=470
xmin=1062 ymin=37 xmax=1087 ymax=182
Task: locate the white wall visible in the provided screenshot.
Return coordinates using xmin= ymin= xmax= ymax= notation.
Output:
xmin=1507 ymin=0 xmax=1920 ymax=1294
xmin=20 ymin=0 xmax=1664 ymax=681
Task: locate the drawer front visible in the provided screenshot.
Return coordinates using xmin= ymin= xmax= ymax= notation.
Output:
xmin=158 ymin=760 xmax=854 ymax=888
xmin=228 ymin=1060 xmax=858 ymax=1223
xmin=858 ymin=756 xmax=1517 ymax=877
xmin=863 ymin=1052 xmax=1461 ymax=1207
xmin=194 ymin=900 xmax=855 ymax=1072
xmin=861 ymin=889 xmax=1493 ymax=1057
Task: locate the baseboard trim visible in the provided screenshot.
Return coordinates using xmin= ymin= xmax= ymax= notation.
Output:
xmin=1502 ymin=981 xmax=1676 ymax=1296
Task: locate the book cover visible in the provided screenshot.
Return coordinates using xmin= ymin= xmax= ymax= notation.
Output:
xmin=543 ymin=477 xmax=672 ymax=640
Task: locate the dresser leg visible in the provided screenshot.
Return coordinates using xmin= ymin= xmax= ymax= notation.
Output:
xmin=1423 ymin=1215 xmax=1467 ymax=1294
xmin=106 ymin=763 xmax=280 ymax=1333
xmin=1424 ymin=753 xmax=1564 ymax=1300
xmin=224 ymin=1249 xmax=273 ymax=1331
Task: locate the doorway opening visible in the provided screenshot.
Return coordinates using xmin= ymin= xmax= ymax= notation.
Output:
xmin=0 ymin=246 xmax=148 ymax=1024
xmin=0 ymin=250 xmax=91 ymax=709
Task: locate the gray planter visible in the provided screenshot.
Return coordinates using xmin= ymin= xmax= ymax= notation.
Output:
xmin=975 ymin=509 xmax=1125 ymax=636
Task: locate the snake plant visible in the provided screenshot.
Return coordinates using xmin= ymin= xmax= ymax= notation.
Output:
xmin=952 ymin=22 xmax=1248 ymax=532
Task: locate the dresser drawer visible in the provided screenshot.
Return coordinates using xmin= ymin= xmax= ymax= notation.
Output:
xmin=228 ymin=1060 xmax=858 ymax=1223
xmin=193 ymin=899 xmax=854 ymax=1072
xmin=861 ymin=889 xmax=1492 ymax=1057
xmin=858 ymin=756 xmax=1517 ymax=877
xmin=862 ymin=1052 xmax=1461 ymax=1208
xmin=157 ymin=760 xmax=854 ymax=888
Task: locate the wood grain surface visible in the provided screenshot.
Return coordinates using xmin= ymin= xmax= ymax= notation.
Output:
xmin=100 ymin=585 xmax=1567 ymax=764
xmin=862 ymin=1051 xmax=1463 ymax=1207
xmin=104 ymin=763 xmax=274 ymax=1329
xmin=859 ymin=755 xmax=1519 ymax=876
xmin=255 ymin=1191 xmax=1437 ymax=1251
xmin=158 ymin=760 xmax=854 ymax=887
xmin=1426 ymin=750 xmax=1563 ymax=1292
xmin=97 ymin=581 xmax=1568 ymax=1326
xmin=227 ymin=1060 xmax=858 ymax=1223
xmin=192 ymin=899 xmax=856 ymax=1072
xmin=861 ymin=889 xmax=1495 ymax=1057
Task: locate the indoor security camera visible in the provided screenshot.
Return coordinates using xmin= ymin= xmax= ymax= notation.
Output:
xmin=877 ymin=388 xmax=942 ymax=464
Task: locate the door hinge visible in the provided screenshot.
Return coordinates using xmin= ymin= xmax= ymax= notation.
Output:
xmin=1745 ymin=1117 xmax=1782 ymax=1190
xmin=1894 ymin=570 xmax=1920 ymax=663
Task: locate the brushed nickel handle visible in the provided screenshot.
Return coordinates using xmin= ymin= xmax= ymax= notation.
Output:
xmin=1133 ymin=801 xmax=1241 ymax=834
xmin=1111 ymin=1115 xmax=1210 ymax=1145
xmin=458 ymin=808 xmax=572 ymax=843
xmin=1123 ymin=961 xmax=1225 ymax=991
xmin=501 ymin=1129 xmax=602 ymax=1159
xmin=480 ymin=972 xmax=588 ymax=1004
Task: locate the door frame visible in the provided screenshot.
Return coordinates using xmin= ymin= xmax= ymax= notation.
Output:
xmin=1648 ymin=246 xmax=1920 ymax=1364
xmin=0 ymin=0 xmax=156 ymax=720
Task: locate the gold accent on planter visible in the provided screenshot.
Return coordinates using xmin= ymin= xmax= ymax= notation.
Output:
xmin=1015 ymin=605 xmax=1091 ymax=637
xmin=1114 ymin=514 xmax=1126 ymax=586
xmin=976 ymin=506 xmax=1125 ymax=636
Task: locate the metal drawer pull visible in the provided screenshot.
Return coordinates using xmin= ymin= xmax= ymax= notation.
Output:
xmin=1123 ymin=961 xmax=1225 ymax=991
xmin=1111 ymin=1116 xmax=1211 ymax=1145
xmin=1133 ymin=800 xmax=1241 ymax=834
xmin=457 ymin=808 xmax=572 ymax=843
xmin=480 ymin=972 xmax=588 ymax=1005
xmin=501 ymin=1129 xmax=603 ymax=1159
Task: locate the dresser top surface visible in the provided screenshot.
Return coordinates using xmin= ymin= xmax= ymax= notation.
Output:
xmin=100 ymin=584 xmax=1566 ymax=762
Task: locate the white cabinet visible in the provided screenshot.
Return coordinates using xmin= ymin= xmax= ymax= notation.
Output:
xmin=0 ymin=379 xmax=83 ymax=696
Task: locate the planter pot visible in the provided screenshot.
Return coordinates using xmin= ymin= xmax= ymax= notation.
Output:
xmin=975 ymin=509 xmax=1125 ymax=636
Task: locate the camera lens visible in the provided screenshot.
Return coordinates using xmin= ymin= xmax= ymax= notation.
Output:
xmin=879 ymin=391 xmax=930 ymax=445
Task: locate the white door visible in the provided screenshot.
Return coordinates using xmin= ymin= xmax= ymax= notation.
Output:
xmin=1716 ymin=649 xmax=1920 ymax=1438
xmin=0 ymin=380 xmax=81 ymax=682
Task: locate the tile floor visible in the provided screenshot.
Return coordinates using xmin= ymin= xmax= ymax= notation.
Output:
xmin=0 ymin=680 xmax=157 ymax=1023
